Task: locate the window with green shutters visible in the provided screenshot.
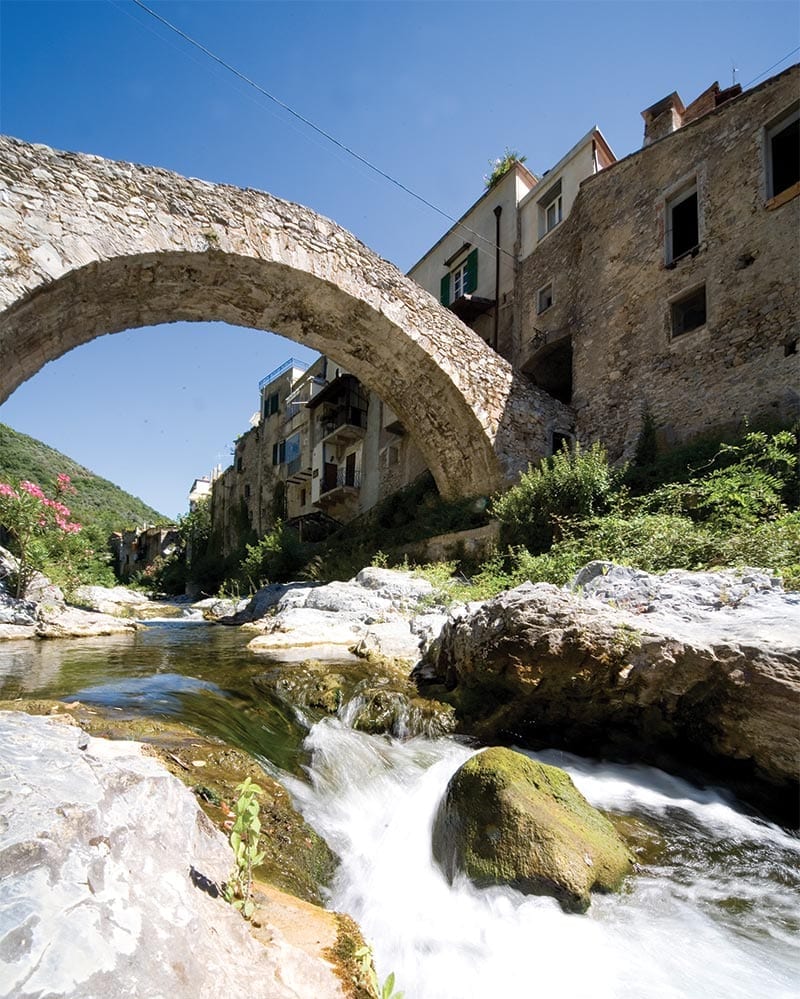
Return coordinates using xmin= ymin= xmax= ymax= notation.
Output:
xmin=441 ymin=248 xmax=478 ymax=305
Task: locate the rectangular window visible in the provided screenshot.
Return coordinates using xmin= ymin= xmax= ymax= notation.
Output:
xmin=452 ymin=259 xmax=468 ymax=299
xmin=269 ymin=392 xmax=280 ymax=416
xmin=538 ymin=179 xmax=563 ymax=238
xmin=284 ymin=432 xmax=301 ymax=464
xmin=236 ymin=457 xmax=243 ymax=473
xmin=666 ymin=184 xmax=699 ymax=263
xmin=441 ymin=248 xmax=479 ymax=304
xmin=671 ymin=285 xmax=707 ymax=337
xmin=244 ymin=483 xmax=251 ymax=499
xmin=537 ymin=283 xmax=554 ymax=314
xmin=766 ymin=107 xmax=800 ymax=200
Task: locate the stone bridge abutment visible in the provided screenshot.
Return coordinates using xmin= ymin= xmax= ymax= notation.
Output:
xmin=0 ymin=136 xmax=570 ymax=498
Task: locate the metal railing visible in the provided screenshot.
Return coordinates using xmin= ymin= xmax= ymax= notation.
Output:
xmin=258 ymin=358 xmax=310 ymax=391
xmin=320 ymin=468 xmax=362 ymax=494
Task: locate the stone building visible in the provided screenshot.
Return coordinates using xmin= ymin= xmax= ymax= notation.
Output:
xmin=113 ymin=526 xmax=179 ymax=581
xmin=209 ymin=66 xmax=798 ymax=555
xmin=516 ymin=66 xmax=800 ymax=458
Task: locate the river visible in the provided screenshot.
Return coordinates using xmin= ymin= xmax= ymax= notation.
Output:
xmin=1 ymin=619 xmax=797 ymax=999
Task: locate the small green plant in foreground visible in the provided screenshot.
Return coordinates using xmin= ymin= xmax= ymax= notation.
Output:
xmin=223 ymin=777 xmax=266 ymax=920
xmin=354 ymin=945 xmax=404 ymax=999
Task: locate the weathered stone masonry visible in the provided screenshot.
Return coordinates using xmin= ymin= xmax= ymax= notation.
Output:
xmin=517 ymin=66 xmax=800 ymax=459
xmin=0 ymin=136 xmax=570 ymax=501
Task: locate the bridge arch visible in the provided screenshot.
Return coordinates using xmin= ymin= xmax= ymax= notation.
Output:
xmin=0 ymin=136 xmax=569 ymax=498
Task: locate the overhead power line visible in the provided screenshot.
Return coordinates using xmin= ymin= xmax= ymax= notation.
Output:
xmin=743 ymin=46 xmax=800 ymax=88
xmin=125 ymin=0 xmax=515 ymax=263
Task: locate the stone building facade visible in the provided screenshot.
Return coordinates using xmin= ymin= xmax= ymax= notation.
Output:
xmin=516 ymin=66 xmax=800 ymax=458
xmin=208 ymin=66 xmax=798 ymax=554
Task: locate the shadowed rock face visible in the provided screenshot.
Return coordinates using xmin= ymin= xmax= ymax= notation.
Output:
xmin=419 ymin=564 xmax=800 ymax=825
xmin=432 ymin=746 xmax=635 ymax=913
xmin=0 ymin=135 xmax=571 ymax=499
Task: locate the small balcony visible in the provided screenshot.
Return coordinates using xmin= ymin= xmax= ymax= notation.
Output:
xmin=318 ymin=407 xmax=367 ymax=447
xmin=318 ymin=463 xmax=361 ymax=504
xmin=286 ymin=455 xmax=312 ymax=484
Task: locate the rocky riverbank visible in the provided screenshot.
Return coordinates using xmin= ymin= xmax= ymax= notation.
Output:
xmin=0 ymin=708 xmax=373 ymax=999
xmin=417 ymin=562 xmax=800 ymax=825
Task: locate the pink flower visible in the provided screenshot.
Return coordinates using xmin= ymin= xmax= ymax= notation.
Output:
xmin=56 ymin=473 xmax=76 ymax=495
xmin=0 ymin=482 xmax=18 ymax=499
xmin=20 ymin=480 xmax=45 ymax=500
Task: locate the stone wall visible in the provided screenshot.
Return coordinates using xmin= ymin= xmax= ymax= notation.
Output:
xmin=517 ymin=66 xmax=800 ymax=459
xmin=210 ymin=422 xmax=286 ymax=556
xmin=0 ymin=136 xmax=569 ymax=501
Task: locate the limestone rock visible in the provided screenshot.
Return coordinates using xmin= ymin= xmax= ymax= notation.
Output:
xmin=352 ymin=567 xmax=436 ymax=607
xmin=432 ymin=747 xmax=634 ymax=913
xmin=241 ymin=570 xmax=441 ymax=662
xmin=0 ymin=710 xmax=347 ymax=999
xmin=71 ymin=584 xmax=153 ymax=616
xmin=419 ymin=564 xmax=800 ymax=823
xmin=35 ymin=603 xmax=137 ymax=639
xmin=0 ymin=592 xmax=37 ymax=626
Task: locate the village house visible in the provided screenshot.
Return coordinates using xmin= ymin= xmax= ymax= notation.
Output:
xmin=515 ymin=66 xmax=799 ymax=459
xmin=207 ymin=66 xmax=799 ymax=554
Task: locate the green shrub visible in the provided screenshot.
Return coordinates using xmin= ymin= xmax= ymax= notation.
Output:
xmin=491 ymin=442 xmax=619 ymax=552
xmin=239 ymin=521 xmax=307 ymax=589
xmin=640 ymin=429 xmax=798 ymax=529
xmin=714 ymin=511 xmax=800 ymax=589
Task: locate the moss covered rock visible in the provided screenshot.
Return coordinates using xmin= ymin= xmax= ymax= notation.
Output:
xmin=432 ymin=746 xmax=635 ymax=913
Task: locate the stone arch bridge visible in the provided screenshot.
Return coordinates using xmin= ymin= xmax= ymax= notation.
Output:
xmin=0 ymin=136 xmax=570 ymax=498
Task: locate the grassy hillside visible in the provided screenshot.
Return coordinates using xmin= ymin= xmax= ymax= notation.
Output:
xmin=0 ymin=423 xmax=167 ymax=532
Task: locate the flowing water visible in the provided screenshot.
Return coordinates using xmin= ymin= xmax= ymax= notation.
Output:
xmin=1 ymin=620 xmax=797 ymax=998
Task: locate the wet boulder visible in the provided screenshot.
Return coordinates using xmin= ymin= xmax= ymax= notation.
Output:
xmin=432 ymin=746 xmax=635 ymax=913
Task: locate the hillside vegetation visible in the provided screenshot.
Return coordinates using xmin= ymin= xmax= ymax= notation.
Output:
xmin=0 ymin=423 xmax=166 ymax=532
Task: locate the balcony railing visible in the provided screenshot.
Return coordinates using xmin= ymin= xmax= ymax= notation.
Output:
xmin=258 ymin=358 xmax=309 ymax=392
xmin=320 ymin=467 xmax=361 ymax=494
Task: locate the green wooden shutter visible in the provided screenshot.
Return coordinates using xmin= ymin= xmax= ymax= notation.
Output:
xmin=465 ymin=248 xmax=478 ymax=294
xmin=440 ymin=273 xmax=451 ymax=305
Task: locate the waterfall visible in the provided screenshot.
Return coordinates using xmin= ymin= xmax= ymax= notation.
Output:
xmin=286 ymin=719 xmax=800 ymax=999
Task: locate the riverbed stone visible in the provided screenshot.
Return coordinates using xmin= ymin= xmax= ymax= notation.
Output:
xmin=432 ymin=746 xmax=635 ymax=913
xmin=242 ymin=570 xmax=442 ymax=663
xmin=0 ymin=710 xmax=348 ymax=998
xmin=419 ymin=564 xmax=800 ymax=823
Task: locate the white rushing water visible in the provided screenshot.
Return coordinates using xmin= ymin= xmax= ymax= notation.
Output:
xmin=285 ymin=719 xmax=800 ymax=999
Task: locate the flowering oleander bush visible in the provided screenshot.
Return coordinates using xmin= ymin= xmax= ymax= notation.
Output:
xmin=0 ymin=474 xmax=83 ymax=597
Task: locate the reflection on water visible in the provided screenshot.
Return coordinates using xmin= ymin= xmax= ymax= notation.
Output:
xmin=0 ymin=620 xmax=309 ymax=774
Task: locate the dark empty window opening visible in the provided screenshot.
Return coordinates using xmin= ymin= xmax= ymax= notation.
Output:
xmin=671 ymin=285 xmax=706 ymax=337
xmin=244 ymin=483 xmax=251 ymax=499
xmin=785 ymin=338 xmax=798 ymax=357
xmin=236 ymin=456 xmax=244 ymax=473
xmin=769 ymin=115 xmax=800 ymax=198
xmin=530 ymin=338 xmax=573 ymax=405
xmin=667 ymin=188 xmax=699 ymax=262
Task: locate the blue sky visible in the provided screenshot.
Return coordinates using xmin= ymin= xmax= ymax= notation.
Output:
xmin=1 ymin=0 xmax=798 ymax=517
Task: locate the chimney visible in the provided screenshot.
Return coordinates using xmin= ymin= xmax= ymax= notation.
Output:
xmin=641 ymin=92 xmax=686 ymax=146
